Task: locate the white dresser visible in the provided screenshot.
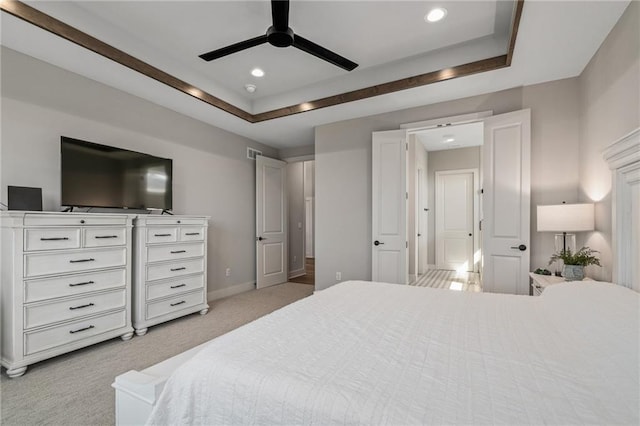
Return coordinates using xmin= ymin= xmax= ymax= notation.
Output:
xmin=0 ymin=212 xmax=135 ymax=378
xmin=132 ymin=215 xmax=209 ymax=336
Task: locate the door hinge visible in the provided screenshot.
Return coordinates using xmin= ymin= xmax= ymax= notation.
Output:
xmin=481 ymin=188 xmax=484 ymax=194
xmin=479 ymin=220 xmax=482 ymax=231
xmin=406 ymin=241 xmax=408 ymax=248
xmin=406 ymin=192 xmax=408 ymax=200
xmin=405 ymin=143 xmax=408 ymax=151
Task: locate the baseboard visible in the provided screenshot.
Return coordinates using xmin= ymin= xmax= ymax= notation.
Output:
xmin=207 ymin=281 xmax=255 ymax=302
xmin=288 ymin=268 xmax=305 ymax=279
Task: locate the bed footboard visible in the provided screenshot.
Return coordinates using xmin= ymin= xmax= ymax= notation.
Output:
xmin=112 ymin=342 xmax=209 ymax=425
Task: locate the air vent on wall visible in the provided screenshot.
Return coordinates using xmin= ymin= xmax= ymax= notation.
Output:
xmin=247 ymin=147 xmax=262 ymax=160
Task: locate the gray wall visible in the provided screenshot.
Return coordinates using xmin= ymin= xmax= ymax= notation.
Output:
xmin=0 ymin=47 xmax=278 ymax=298
xmin=578 ymin=1 xmax=639 ymax=281
xmin=426 ymin=146 xmax=481 ymax=266
xmin=315 ymin=79 xmax=583 ymax=290
xmin=286 ymin=161 xmax=305 ymax=276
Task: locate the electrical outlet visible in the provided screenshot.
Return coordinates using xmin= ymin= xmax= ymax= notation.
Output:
xmin=298 ymin=222 xmax=302 ymax=229
xmin=336 ymin=272 xmax=342 ymax=281
xmin=293 ymin=255 xmax=297 ymax=263
xmin=225 ymin=268 xmax=231 ymax=277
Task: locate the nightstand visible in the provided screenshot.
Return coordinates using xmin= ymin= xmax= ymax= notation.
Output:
xmin=529 ymin=272 xmax=593 ymax=296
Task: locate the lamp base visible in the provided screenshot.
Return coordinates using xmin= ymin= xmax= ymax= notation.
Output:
xmin=554 ymin=233 xmax=576 ymax=253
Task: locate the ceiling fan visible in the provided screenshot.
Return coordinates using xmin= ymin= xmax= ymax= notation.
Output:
xmin=198 ymin=0 xmax=358 ymax=72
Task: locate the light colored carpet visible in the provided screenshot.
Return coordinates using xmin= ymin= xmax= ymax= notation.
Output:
xmin=0 ymin=282 xmax=314 ymax=426
xmin=410 ymin=269 xmax=482 ymax=292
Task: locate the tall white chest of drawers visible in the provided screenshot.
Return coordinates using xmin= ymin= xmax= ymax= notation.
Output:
xmin=132 ymin=215 xmax=209 ymax=336
xmin=0 ymin=212 xmax=135 ymax=378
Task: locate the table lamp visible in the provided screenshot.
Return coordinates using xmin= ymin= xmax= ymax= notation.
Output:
xmin=537 ymin=203 xmax=595 ymax=255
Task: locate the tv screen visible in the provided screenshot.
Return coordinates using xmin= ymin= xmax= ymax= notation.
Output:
xmin=61 ymin=137 xmax=172 ymax=210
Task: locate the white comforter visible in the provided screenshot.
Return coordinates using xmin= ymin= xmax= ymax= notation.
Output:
xmin=148 ymin=281 xmax=639 ymax=425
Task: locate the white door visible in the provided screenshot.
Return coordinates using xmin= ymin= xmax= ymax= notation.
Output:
xmin=482 ymin=109 xmax=531 ymax=294
xmin=372 ymin=129 xmax=408 ymax=284
xmin=256 ymin=156 xmax=287 ymax=289
xmin=435 ymin=170 xmax=475 ymax=271
xmin=417 ymin=168 xmax=427 ymax=275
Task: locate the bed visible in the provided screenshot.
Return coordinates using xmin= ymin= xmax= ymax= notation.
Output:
xmin=113 ymin=128 xmax=640 ymax=425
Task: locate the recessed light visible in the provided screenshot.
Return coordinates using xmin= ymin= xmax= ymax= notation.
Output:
xmin=251 ymin=68 xmax=265 ymax=77
xmin=425 ymin=7 xmax=447 ymax=23
xmin=244 ymin=84 xmax=257 ymax=93
xmin=443 ymin=135 xmax=455 ymax=143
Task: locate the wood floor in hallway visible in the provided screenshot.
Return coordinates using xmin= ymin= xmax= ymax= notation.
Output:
xmin=289 ymin=258 xmax=315 ymax=285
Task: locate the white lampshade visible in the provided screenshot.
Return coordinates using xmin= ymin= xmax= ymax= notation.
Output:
xmin=537 ymin=203 xmax=595 ymax=232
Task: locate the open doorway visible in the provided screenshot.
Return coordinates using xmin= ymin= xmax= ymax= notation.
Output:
xmin=287 ymin=160 xmax=315 ymax=285
xmin=408 ymin=122 xmax=483 ymax=291
xmin=372 ymin=109 xmax=531 ymax=294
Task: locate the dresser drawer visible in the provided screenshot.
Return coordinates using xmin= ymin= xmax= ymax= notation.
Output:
xmin=147 ymin=227 xmax=178 ymax=244
xmin=144 ymin=218 xmax=206 ymax=226
xmin=24 ymin=289 xmax=126 ymax=330
xmin=25 ymin=247 xmax=127 ymax=278
xmin=24 ymin=214 xmax=127 ymax=227
xmin=84 ymin=227 xmax=127 ymax=248
xmin=25 ymin=268 xmax=127 ymax=303
xmin=147 ymin=242 xmax=205 ymax=263
xmin=179 ymin=227 xmax=205 ymax=242
xmin=146 ymin=258 xmax=204 ymax=281
xmin=147 ymin=274 xmax=205 ymax=301
xmin=146 ymin=291 xmax=204 ymax=320
xmin=24 ymin=228 xmax=81 ymax=251
xmin=24 ymin=309 xmax=126 ymax=356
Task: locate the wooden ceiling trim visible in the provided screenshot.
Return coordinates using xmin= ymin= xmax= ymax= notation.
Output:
xmin=0 ymin=0 xmax=254 ymax=122
xmin=1 ymin=0 xmax=524 ymax=124
xmin=506 ymin=0 xmax=525 ymax=66
xmin=252 ymin=55 xmax=509 ymax=122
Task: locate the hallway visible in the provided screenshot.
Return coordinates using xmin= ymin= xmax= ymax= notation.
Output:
xmin=289 ymin=258 xmax=314 ymax=285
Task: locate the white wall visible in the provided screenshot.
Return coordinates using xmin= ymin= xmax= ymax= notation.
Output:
xmin=315 ymin=80 xmax=582 ymax=290
xmin=426 ymin=146 xmax=481 ymax=266
xmin=578 ymin=1 xmax=639 ymax=281
xmin=0 ymin=47 xmax=278 ymax=298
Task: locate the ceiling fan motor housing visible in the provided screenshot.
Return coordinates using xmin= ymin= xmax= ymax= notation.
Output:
xmin=266 ymin=26 xmax=294 ymax=48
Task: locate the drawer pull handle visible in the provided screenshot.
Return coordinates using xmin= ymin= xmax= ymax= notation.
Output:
xmin=95 ymin=235 xmax=118 ymax=239
xmin=170 ymin=250 xmax=187 ymax=254
xmin=69 ymin=325 xmax=94 ymax=334
xmin=69 ymin=303 xmax=95 ymax=310
xmin=185 ymin=232 xmax=200 ymax=236
xmin=40 ymin=237 xmax=70 ymax=241
xmin=154 ymin=233 xmax=172 ymax=237
xmin=170 ymin=267 xmax=186 ymax=271
xmin=170 ymin=284 xmax=187 ymax=289
xmin=69 ymin=280 xmax=95 ymax=287
xmin=70 ymin=258 xmax=95 ymax=263
xmin=170 ymin=300 xmax=186 ymax=307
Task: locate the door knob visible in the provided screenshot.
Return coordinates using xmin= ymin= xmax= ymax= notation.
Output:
xmin=374 ymin=240 xmax=384 ymax=246
xmin=510 ymin=244 xmax=527 ymax=251
xmin=257 ymin=236 xmax=266 ymax=241
xmin=468 ymin=233 xmax=472 ymax=236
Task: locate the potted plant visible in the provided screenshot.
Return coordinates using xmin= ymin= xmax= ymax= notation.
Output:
xmin=549 ymin=247 xmax=601 ymax=281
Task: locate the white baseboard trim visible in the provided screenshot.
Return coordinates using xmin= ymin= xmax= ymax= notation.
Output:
xmin=288 ymin=268 xmax=306 ymax=279
xmin=207 ymin=281 xmax=255 ymax=302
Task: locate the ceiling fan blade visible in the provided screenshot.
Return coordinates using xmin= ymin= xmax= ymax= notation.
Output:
xmin=199 ymin=35 xmax=268 ymax=62
xmin=271 ymin=0 xmax=290 ymax=31
xmin=293 ymin=34 xmax=358 ymax=71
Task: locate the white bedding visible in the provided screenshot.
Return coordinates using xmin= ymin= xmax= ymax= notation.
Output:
xmin=147 ymin=281 xmax=639 ymax=425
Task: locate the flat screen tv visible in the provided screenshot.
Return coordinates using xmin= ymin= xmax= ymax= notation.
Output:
xmin=61 ymin=137 xmax=172 ymax=210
